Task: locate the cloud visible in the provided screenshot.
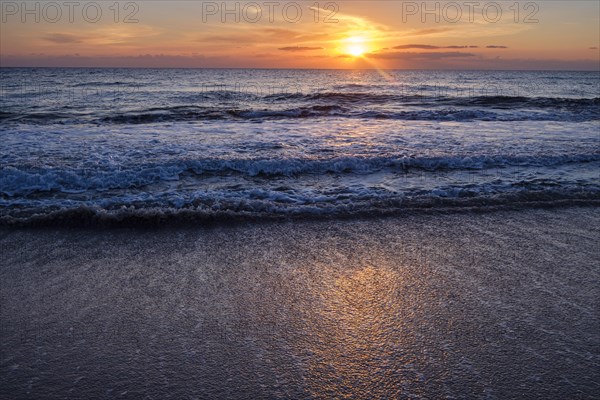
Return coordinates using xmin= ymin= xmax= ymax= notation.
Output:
xmin=393 ymin=44 xmax=479 ymax=50
xmin=278 ymin=46 xmax=323 ymax=52
xmin=368 ymin=51 xmax=476 ymax=60
xmin=393 ymin=44 xmax=440 ymax=50
xmin=486 ymin=45 xmax=508 ymax=49
xmin=43 ymin=33 xmax=85 ymax=44
xmin=42 ymin=25 xmax=162 ymax=47
xmin=590 ymin=47 xmax=598 ymax=50
xmin=197 ymin=28 xmax=331 ymax=49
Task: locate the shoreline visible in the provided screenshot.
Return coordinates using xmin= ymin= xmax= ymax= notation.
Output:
xmin=2 ymin=198 xmax=599 ymax=229
xmin=1 ymin=206 xmax=599 ymax=399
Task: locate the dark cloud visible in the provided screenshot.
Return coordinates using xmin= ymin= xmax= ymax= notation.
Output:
xmin=486 ymin=45 xmax=508 ymax=49
xmin=589 ymin=47 xmax=598 ymax=50
xmin=393 ymin=44 xmax=479 ymax=50
xmin=393 ymin=44 xmax=440 ymax=50
xmin=278 ymin=46 xmax=323 ymax=52
xmin=368 ymin=51 xmax=476 ymax=60
xmin=43 ymin=33 xmax=84 ymax=44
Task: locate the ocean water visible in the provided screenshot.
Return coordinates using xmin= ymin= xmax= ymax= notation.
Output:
xmin=1 ymin=68 xmax=599 ymax=225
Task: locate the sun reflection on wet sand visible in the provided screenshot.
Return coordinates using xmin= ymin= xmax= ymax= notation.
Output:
xmin=301 ymin=264 xmax=426 ymax=399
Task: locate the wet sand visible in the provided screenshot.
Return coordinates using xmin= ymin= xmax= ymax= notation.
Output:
xmin=1 ymin=207 xmax=599 ymax=399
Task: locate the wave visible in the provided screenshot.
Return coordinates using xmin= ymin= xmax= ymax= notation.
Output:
xmin=2 ymin=154 xmax=599 ymax=196
xmin=68 ymin=81 xmax=141 ymax=88
xmin=99 ymin=104 xmax=351 ymax=123
xmin=267 ymin=93 xmax=600 ymax=108
xmin=2 ymin=100 xmax=598 ymax=124
xmin=444 ymin=95 xmax=600 ymax=109
xmin=2 ymin=89 xmax=598 ymax=125
xmin=2 ymin=190 xmax=599 ymax=227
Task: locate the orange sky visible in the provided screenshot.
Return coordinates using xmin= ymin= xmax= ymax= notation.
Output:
xmin=1 ymin=1 xmax=599 ymax=69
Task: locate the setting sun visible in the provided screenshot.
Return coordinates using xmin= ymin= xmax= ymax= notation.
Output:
xmin=347 ymin=44 xmax=367 ymax=57
xmin=343 ymin=36 xmax=369 ymax=57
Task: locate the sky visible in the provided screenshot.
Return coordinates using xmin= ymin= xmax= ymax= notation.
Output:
xmin=1 ymin=1 xmax=599 ymax=69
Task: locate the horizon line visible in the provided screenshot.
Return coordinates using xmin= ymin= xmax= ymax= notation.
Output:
xmin=1 ymin=66 xmax=599 ymax=73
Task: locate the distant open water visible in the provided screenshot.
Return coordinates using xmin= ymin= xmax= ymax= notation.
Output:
xmin=1 ymin=68 xmax=599 ymax=225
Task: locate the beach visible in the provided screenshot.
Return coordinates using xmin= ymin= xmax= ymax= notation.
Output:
xmin=2 ymin=2 xmax=600 ymax=398
xmin=1 ymin=207 xmax=599 ymax=399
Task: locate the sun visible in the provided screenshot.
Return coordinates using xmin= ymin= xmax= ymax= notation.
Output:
xmin=347 ymin=44 xmax=367 ymax=57
xmin=343 ymin=36 xmax=369 ymax=57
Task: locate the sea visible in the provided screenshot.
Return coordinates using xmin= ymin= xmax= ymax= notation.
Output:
xmin=1 ymin=68 xmax=599 ymax=225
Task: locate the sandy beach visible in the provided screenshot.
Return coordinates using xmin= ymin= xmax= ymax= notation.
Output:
xmin=3 ymin=1 xmax=600 ymax=398
xmin=1 ymin=207 xmax=599 ymax=399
